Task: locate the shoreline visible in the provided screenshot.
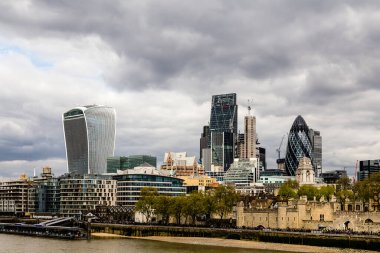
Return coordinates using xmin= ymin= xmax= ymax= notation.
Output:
xmin=91 ymin=233 xmax=377 ymax=253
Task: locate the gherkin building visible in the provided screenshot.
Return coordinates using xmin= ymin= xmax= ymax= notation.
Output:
xmin=284 ymin=115 xmax=313 ymax=176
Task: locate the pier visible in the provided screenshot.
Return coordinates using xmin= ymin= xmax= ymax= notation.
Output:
xmin=0 ymin=217 xmax=88 ymax=239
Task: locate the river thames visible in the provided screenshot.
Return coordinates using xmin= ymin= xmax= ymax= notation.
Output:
xmin=0 ymin=234 xmax=295 ymax=253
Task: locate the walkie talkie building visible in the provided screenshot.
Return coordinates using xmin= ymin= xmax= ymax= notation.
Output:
xmin=63 ymin=105 xmax=116 ymax=175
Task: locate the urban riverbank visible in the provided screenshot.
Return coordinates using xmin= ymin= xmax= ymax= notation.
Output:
xmin=91 ymin=223 xmax=380 ymax=251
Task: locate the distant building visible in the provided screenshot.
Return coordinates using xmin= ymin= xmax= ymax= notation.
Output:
xmin=161 ymin=152 xmax=204 ymax=176
xmin=224 ymin=158 xmax=260 ymax=187
xmin=284 ymin=115 xmax=321 ymax=176
xmin=199 ymin=126 xmax=210 ymax=161
xmin=63 ymin=105 xmax=116 ymax=175
xmin=0 ymin=174 xmax=34 ymax=215
xmin=320 ymin=170 xmax=347 ymax=184
xmin=258 ymin=175 xmax=295 ymax=194
xmin=236 ymin=198 xmax=380 ymax=232
xmin=257 ymin=147 xmax=266 ymax=171
xmin=358 ymin=159 xmax=380 ymax=181
xmin=296 ymin=157 xmax=315 ymax=185
xmin=107 ymin=155 xmax=157 ymax=173
xmin=309 ymin=128 xmax=322 ymax=175
xmin=260 ymin=170 xmax=288 ymax=177
xmin=59 ymin=174 xmax=116 ymax=217
xmin=113 ymin=164 xmax=186 ymax=207
xmin=241 ymin=115 xmax=257 ymax=159
xmin=32 ymin=167 xmax=60 ymax=214
xmin=178 ymin=175 xmax=218 ymax=193
xmin=204 ymin=93 xmax=238 ymax=171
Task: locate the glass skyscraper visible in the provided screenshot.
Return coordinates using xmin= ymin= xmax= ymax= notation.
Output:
xmin=63 ymin=105 xmax=116 ymax=175
xmin=209 ymin=93 xmax=238 ymax=171
xmin=284 ymin=115 xmax=313 ymax=176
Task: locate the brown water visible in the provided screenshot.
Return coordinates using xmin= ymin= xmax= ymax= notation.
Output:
xmin=0 ymin=234 xmax=296 ymax=253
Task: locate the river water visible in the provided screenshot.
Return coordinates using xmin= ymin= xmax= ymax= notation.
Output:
xmin=0 ymin=234 xmax=296 ymax=253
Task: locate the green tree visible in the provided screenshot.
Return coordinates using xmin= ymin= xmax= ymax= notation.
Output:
xmin=214 ymin=185 xmax=239 ymax=220
xmin=183 ymin=191 xmax=205 ymax=225
xmin=283 ymin=179 xmax=299 ymax=190
xmin=202 ymin=190 xmax=216 ymax=224
xmin=153 ymin=195 xmax=172 ymax=225
xmin=278 ymin=184 xmax=297 ymax=200
xmin=318 ymin=185 xmax=335 ymax=201
xmin=297 ymin=185 xmax=318 ymax=201
xmin=135 ymin=187 xmax=158 ymax=223
xmin=336 ymin=176 xmax=351 ymax=191
xmin=337 ymin=189 xmax=354 ymax=208
xmin=169 ymin=196 xmax=186 ymax=225
xmin=354 ymin=172 xmax=380 ymax=210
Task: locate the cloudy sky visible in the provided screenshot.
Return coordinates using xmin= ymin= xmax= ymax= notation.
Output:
xmin=0 ymin=0 xmax=379 ymax=179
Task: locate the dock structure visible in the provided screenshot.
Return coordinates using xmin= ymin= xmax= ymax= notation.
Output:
xmin=0 ymin=218 xmax=87 ymax=239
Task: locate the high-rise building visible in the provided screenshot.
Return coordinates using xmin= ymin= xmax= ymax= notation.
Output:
xmin=199 ymin=126 xmax=210 ymax=160
xmin=309 ymin=129 xmax=322 ymax=175
xmin=208 ymin=93 xmax=238 ymax=171
xmin=285 ymin=115 xmax=319 ymax=176
xmin=63 ymin=105 xmax=116 ymax=175
xmin=358 ymin=159 xmax=380 ymax=181
xmin=240 ymin=116 xmax=257 ymax=159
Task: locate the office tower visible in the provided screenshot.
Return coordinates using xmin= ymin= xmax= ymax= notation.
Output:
xmin=309 ymin=129 xmax=322 ymax=175
xmin=358 ymin=159 xmax=380 ymax=181
xmin=257 ymin=147 xmax=266 ymax=171
xmin=241 ymin=115 xmax=256 ymax=159
xmin=209 ymin=93 xmax=238 ymax=171
xmin=63 ymin=105 xmax=116 ymax=175
xmin=199 ymin=126 xmax=210 ymax=160
xmin=284 ymin=115 xmax=313 ymax=176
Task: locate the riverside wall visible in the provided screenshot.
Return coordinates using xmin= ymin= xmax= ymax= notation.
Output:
xmin=90 ymin=223 xmax=380 ymax=251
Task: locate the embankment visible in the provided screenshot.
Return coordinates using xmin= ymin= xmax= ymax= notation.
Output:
xmin=90 ymin=223 xmax=380 ymax=251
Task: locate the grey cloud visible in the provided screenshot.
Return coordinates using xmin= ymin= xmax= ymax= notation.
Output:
xmin=0 ymin=0 xmax=380 ymax=176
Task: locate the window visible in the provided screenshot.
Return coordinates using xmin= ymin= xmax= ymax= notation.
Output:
xmin=320 ymin=214 xmax=324 ymax=221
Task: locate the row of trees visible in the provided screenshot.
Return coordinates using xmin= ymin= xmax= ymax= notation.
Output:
xmin=278 ymin=173 xmax=380 ymax=210
xmin=278 ymin=180 xmax=335 ymax=201
xmin=135 ymin=185 xmax=240 ymax=225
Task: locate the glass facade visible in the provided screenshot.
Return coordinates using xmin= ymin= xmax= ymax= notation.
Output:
xmin=284 ymin=115 xmax=313 ymax=176
xmin=208 ymin=93 xmax=238 ymax=171
xmin=224 ymin=159 xmax=259 ymax=187
xmin=358 ymin=159 xmax=380 ymax=181
xmin=113 ymin=174 xmax=185 ymax=206
xmin=107 ymin=155 xmax=157 ymax=173
xmin=63 ymin=105 xmax=116 ymax=175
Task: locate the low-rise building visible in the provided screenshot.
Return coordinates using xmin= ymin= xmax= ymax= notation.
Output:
xmin=114 ymin=163 xmax=186 ymax=207
xmin=161 ymin=152 xmax=204 ymax=176
xmin=236 ymin=198 xmax=380 ymax=232
xmin=178 ymin=175 xmax=218 ymax=193
xmin=107 ymin=155 xmax=157 ymax=173
xmin=0 ymin=174 xmax=34 ymax=215
xmin=320 ymin=170 xmax=347 ymax=184
xmin=224 ymin=158 xmax=260 ymax=187
xmin=59 ymin=174 xmax=116 ymax=218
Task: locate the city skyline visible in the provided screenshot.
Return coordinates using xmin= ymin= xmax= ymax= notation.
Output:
xmin=0 ymin=1 xmax=380 ymax=178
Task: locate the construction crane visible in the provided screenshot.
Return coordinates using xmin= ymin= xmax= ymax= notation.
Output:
xmin=276 ymin=134 xmax=286 ymax=159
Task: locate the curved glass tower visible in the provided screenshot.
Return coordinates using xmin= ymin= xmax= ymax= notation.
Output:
xmin=284 ymin=115 xmax=313 ymax=176
xmin=63 ymin=105 xmax=116 ymax=175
